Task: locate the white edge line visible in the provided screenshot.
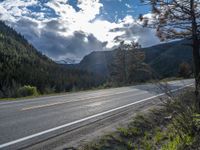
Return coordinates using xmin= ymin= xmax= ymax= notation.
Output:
xmin=0 ymin=84 xmax=193 ymax=148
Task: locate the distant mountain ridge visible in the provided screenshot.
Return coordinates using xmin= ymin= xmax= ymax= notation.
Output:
xmin=68 ymin=40 xmax=193 ymax=78
xmin=55 ymin=58 xmax=78 ymax=64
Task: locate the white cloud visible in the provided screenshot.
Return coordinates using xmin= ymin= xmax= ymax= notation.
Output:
xmin=0 ymin=0 xmax=37 ymax=18
xmin=0 ymin=0 xmax=160 ymax=62
xmin=125 ymin=3 xmax=131 ymax=9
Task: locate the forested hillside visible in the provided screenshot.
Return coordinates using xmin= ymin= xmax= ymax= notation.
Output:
xmin=144 ymin=40 xmax=193 ymax=77
xmin=0 ymin=21 xmax=103 ymax=98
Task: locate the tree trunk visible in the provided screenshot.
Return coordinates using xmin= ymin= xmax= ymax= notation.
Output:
xmin=192 ymin=40 xmax=200 ymax=112
xmin=191 ymin=0 xmax=200 ymax=112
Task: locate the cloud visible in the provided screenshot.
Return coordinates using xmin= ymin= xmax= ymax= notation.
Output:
xmin=34 ymin=29 xmax=107 ymax=61
xmin=0 ymin=0 xmax=160 ymax=62
xmin=111 ymin=16 xmax=160 ymax=47
xmin=125 ymin=3 xmax=131 ymax=9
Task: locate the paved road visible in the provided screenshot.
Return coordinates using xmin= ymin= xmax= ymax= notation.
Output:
xmin=0 ymin=79 xmax=194 ymax=149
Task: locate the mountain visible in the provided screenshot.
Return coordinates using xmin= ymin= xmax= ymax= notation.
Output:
xmin=71 ymin=40 xmax=192 ymax=78
xmin=55 ymin=58 xmax=78 ymax=64
xmin=0 ymin=21 xmax=103 ymax=98
xmin=143 ymin=40 xmax=192 ymax=77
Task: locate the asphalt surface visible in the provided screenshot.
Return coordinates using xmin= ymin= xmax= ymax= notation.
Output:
xmin=0 ymin=79 xmax=194 ymax=149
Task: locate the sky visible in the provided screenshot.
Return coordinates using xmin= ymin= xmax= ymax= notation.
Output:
xmin=0 ymin=0 xmax=160 ymax=63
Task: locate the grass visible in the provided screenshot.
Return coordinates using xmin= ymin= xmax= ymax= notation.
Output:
xmin=78 ymin=88 xmax=200 ymax=150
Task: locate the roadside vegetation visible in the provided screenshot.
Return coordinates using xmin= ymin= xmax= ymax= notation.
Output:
xmin=16 ymin=85 xmax=39 ymax=97
xmin=80 ymin=88 xmax=200 ymax=150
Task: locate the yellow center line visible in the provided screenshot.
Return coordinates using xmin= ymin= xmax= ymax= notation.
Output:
xmin=21 ymin=101 xmax=67 ymax=111
xmin=21 ymin=89 xmax=140 ymax=111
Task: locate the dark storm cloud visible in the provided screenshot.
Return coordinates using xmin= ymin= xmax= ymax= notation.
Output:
xmin=45 ymin=20 xmax=68 ymax=32
xmin=6 ymin=18 xmax=107 ymax=62
xmin=11 ymin=18 xmax=40 ymax=41
xmin=36 ymin=30 xmax=107 ymax=61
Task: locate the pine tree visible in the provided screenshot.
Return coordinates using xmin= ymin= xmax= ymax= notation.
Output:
xmin=110 ymin=41 xmax=147 ymax=84
xmin=140 ymin=0 xmax=200 ymax=111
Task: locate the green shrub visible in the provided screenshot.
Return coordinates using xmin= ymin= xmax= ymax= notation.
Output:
xmin=43 ymin=86 xmax=56 ymax=94
xmin=17 ymin=85 xmax=39 ymax=97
